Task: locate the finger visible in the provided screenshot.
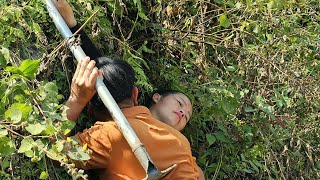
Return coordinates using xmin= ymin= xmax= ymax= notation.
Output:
xmin=83 ymin=60 xmax=96 ymax=81
xmin=73 ymin=60 xmax=81 ymax=82
xmin=77 ymin=57 xmax=90 ymax=83
xmin=88 ymin=67 xmax=99 ymax=88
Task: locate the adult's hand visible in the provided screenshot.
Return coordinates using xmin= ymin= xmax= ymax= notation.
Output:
xmin=65 ymin=57 xmax=101 ymax=122
xmin=52 ymin=0 xmax=77 ymax=27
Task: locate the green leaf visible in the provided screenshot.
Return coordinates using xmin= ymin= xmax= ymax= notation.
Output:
xmin=4 ymin=66 xmax=21 ymax=74
xmin=45 ymin=124 xmax=55 ymax=136
xmin=219 ymin=14 xmax=231 ymax=28
xmin=226 ymin=66 xmax=236 ymax=72
xmin=26 ymin=123 xmax=46 ymax=135
xmin=18 ymin=59 xmax=40 ymax=78
xmin=35 ymin=139 xmax=45 ymax=150
xmin=39 ymin=171 xmax=48 ymax=179
xmin=206 ymin=134 xmax=216 ymax=146
xmin=1 ymin=157 xmax=10 ymax=170
xmin=61 ymin=121 xmax=76 ymax=135
xmin=46 ymin=148 xmax=65 ymax=161
xmin=0 ymin=125 xmax=8 ymax=137
xmin=0 ymin=136 xmax=15 ymax=156
xmin=245 ymin=106 xmax=256 ymax=112
xmin=253 ymin=25 xmax=260 ymax=34
xmin=214 ymin=131 xmax=231 ymax=144
xmin=54 ymin=140 xmax=64 ymax=153
xmin=11 ymin=109 xmax=22 ymax=123
xmin=25 ymin=150 xmax=33 ymax=158
xmin=18 ymin=137 xmax=34 ymax=153
xmin=235 ymin=2 xmax=242 ymax=9
xmin=142 ymin=44 xmax=155 ymax=54
xmin=138 ymin=12 xmax=150 ymax=21
xmin=1 ymin=47 xmax=10 ymax=63
xmin=68 ymin=146 xmax=90 ymax=161
xmin=221 ymin=97 xmax=239 ymax=114
xmin=0 ymin=128 xmax=8 ymax=137
xmin=215 ymin=0 xmax=224 ymax=5
xmin=217 ymin=123 xmax=227 ymax=133
xmin=0 ymin=53 xmax=7 ymax=68
xmin=43 ymin=82 xmax=58 ymax=100
xmin=5 ymin=103 xmax=32 ymax=122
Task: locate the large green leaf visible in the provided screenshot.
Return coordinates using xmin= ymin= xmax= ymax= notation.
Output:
xmin=18 ymin=59 xmax=40 ymax=78
xmin=25 ymin=123 xmax=46 ymax=135
xmin=18 ymin=137 xmax=34 ymax=153
xmin=5 ymin=103 xmax=32 ymax=122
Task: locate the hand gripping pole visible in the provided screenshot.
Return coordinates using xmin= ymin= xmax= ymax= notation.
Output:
xmin=45 ymin=1 xmax=175 ymax=179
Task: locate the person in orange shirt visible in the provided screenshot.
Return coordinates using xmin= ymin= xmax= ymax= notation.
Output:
xmin=65 ymin=56 xmax=203 ymax=179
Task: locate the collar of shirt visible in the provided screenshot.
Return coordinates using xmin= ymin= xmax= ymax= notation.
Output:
xmin=104 ymin=105 xmax=151 ymax=121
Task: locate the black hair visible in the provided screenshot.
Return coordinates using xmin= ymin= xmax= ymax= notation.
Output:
xmin=144 ymin=89 xmax=183 ymax=108
xmin=90 ymin=56 xmax=136 ymax=111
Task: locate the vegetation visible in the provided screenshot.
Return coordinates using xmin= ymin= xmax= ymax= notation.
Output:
xmin=0 ymin=0 xmax=319 ymax=179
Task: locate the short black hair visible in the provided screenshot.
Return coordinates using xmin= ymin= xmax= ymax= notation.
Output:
xmin=144 ymin=89 xmax=182 ymax=108
xmin=90 ymin=56 xmax=136 ymax=111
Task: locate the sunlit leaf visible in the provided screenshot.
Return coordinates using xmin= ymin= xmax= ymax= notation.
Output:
xmin=18 ymin=59 xmax=40 ymax=78
xmin=26 ymin=123 xmax=46 ymax=135
xmin=219 ymin=14 xmax=231 ymax=28
xmin=18 ymin=137 xmax=34 ymax=153
xmin=39 ymin=171 xmax=48 ymax=179
xmin=61 ymin=121 xmax=75 ymax=135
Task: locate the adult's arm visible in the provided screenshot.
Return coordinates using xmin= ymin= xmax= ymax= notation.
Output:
xmin=65 ymin=57 xmax=100 ymax=122
xmin=52 ymin=0 xmax=102 ymax=60
xmin=70 ymin=24 xmax=102 ymax=60
xmin=53 ymin=0 xmax=103 ymax=122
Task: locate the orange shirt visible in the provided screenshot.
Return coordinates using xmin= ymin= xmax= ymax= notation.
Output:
xmin=74 ymin=106 xmax=200 ymax=179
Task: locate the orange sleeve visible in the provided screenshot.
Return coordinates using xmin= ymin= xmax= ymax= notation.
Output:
xmin=73 ymin=124 xmax=113 ymax=170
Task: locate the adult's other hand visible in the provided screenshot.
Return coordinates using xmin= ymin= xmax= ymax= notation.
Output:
xmin=52 ymin=0 xmax=77 ymax=27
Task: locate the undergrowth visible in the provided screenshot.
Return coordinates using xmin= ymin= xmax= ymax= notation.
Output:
xmin=0 ymin=0 xmax=319 ymax=179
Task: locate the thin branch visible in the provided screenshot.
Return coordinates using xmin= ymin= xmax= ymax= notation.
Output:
xmin=5 ymin=126 xmax=24 ymax=138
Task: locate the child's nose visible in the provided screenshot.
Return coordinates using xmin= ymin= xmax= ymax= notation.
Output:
xmin=180 ymin=110 xmax=184 ymax=117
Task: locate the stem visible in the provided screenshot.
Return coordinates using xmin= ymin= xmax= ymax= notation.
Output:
xmin=5 ymin=126 xmax=24 ymax=138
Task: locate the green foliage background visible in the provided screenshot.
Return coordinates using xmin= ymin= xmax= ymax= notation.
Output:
xmin=0 ymin=0 xmax=319 ymax=179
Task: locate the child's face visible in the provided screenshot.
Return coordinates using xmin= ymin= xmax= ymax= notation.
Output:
xmin=150 ymin=93 xmax=192 ymax=131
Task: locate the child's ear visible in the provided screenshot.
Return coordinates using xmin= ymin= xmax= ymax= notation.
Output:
xmin=152 ymin=93 xmax=161 ymax=103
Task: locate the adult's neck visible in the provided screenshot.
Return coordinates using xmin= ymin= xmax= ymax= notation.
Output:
xmin=118 ymin=99 xmax=134 ymax=109
xmin=93 ymin=101 xmax=134 ymax=121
